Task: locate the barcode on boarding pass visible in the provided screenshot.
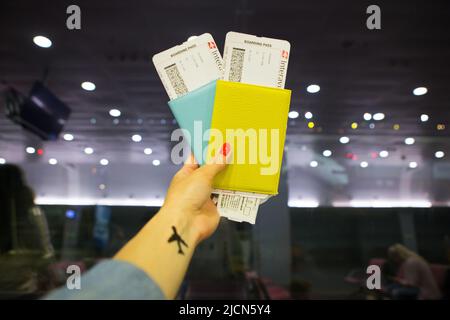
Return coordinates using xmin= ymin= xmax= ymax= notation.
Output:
xmin=229 ymin=48 xmax=245 ymax=82
xmin=164 ymin=63 xmax=188 ymax=97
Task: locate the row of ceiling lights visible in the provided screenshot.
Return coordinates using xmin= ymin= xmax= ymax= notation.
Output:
xmin=29 ymin=35 xmax=162 ymax=168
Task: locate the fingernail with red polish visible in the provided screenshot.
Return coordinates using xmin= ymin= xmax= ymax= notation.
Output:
xmin=221 ymin=143 xmax=230 ymax=156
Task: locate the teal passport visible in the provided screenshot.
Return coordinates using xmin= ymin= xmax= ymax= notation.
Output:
xmin=167 ymin=81 xmax=216 ymax=165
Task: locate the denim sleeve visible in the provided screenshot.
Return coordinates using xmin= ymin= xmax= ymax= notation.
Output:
xmin=44 ymin=259 xmax=165 ymax=300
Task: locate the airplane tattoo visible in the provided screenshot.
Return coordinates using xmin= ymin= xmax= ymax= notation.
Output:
xmin=168 ymin=226 xmax=188 ymax=255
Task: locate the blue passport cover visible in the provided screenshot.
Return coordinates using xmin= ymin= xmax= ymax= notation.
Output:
xmin=168 ymin=80 xmax=216 ymax=164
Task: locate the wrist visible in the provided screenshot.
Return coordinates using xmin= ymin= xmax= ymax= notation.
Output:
xmin=157 ymin=206 xmax=202 ymax=247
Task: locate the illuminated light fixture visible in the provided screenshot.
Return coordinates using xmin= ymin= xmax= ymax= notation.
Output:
xmin=37 ymin=149 xmax=44 ymax=156
xmin=363 ymin=113 xmax=372 ymax=121
xmin=306 ymin=84 xmax=320 ymax=93
xmin=435 ymin=151 xmax=445 ymax=159
xmin=322 ymin=150 xmax=332 ymax=157
xmin=113 ymin=118 xmax=119 ymax=125
xmin=379 ymin=150 xmax=389 ymax=158
xmin=109 ymin=109 xmax=121 ymax=117
xmin=409 ymin=161 xmax=418 ymax=169
xmin=0 ymin=158 xmax=5 ymax=164
xmin=373 ymin=113 xmax=385 ymax=121
xmin=152 ymin=159 xmax=161 ymax=166
xmin=35 ymin=197 xmax=164 ymax=207
xmin=48 ymin=158 xmax=58 ymax=165
xmin=84 ymin=147 xmax=94 ymax=155
xmin=81 ymin=81 xmax=96 ymax=91
xmin=420 ymin=114 xmax=429 ymax=122
xmin=437 ymin=124 xmax=446 ymax=130
xmin=404 ymin=137 xmax=415 ymax=145
xmin=99 ymin=184 xmax=106 ymax=190
xmin=63 ymin=133 xmax=74 ymax=141
xmin=26 ymin=147 xmax=36 ymax=154
xmin=309 ymin=160 xmax=318 ymax=168
xmin=33 ymin=35 xmax=52 ymax=48
xmin=288 ymin=199 xmax=319 ymax=208
xmin=369 ymin=123 xmax=375 ymax=129
xmin=351 ymin=122 xmax=358 ymax=129
xmin=187 ymin=35 xmax=198 ymax=41
xmin=144 ymin=148 xmax=153 ymax=155
xmin=339 ymin=136 xmax=350 ymax=144
xmin=393 ymin=124 xmax=400 ymax=130
xmin=90 ymin=118 xmax=97 ymax=124
xmin=288 ymin=111 xmax=299 ymax=119
xmin=413 ymin=87 xmax=427 ymax=96
xmin=370 ymin=152 xmax=378 ymax=159
xmin=333 ymin=200 xmax=432 ymax=208
xmin=100 ymin=158 xmax=109 ymax=166
xmin=65 ymin=210 xmax=76 ymax=219
xmin=307 ymin=121 xmax=315 ymax=129
xmin=304 ymin=111 xmax=313 ymax=119
xmin=360 ymin=161 xmax=368 ymax=168
xmin=132 ymin=134 xmax=142 ymax=142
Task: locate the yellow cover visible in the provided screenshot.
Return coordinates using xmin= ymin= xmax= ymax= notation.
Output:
xmin=207 ymin=80 xmax=291 ymax=195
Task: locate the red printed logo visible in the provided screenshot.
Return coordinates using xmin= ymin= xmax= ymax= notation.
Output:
xmin=208 ymin=41 xmax=217 ymax=49
xmin=281 ymin=50 xmax=289 ymax=59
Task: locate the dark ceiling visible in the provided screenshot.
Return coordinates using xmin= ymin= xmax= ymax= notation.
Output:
xmin=0 ymin=0 xmax=449 ymax=206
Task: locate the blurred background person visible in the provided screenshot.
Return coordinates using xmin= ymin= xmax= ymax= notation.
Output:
xmin=386 ymin=243 xmax=441 ymax=300
xmin=0 ymin=164 xmax=54 ymax=298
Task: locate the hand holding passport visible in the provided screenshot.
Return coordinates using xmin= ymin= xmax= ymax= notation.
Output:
xmin=152 ymin=31 xmax=291 ymax=224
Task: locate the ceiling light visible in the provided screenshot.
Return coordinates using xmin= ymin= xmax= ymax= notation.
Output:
xmin=306 ymin=84 xmax=320 ymax=93
xmin=373 ymin=113 xmax=385 ymax=121
xmin=144 ymin=148 xmax=153 ymax=155
xmin=437 ymin=124 xmax=445 ymax=130
xmin=81 ymin=81 xmax=96 ymax=91
xmin=307 ymin=121 xmax=315 ymax=129
xmin=409 ymin=161 xmax=418 ymax=169
xmin=309 ymin=160 xmax=318 ymax=167
xmin=304 ymin=111 xmax=313 ymax=119
xmin=420 ymin=114 xmax=429 ymax=122
xmin=393 ymin=124 xmax=400 ymax=130
xmin=322 ymin=150 xmax=332 ymax=157
xmin=413 ymin=87 xmax=427 ymax=96
xmin=100 ymin=159 xmax=109 ymax=166
xmin=152 ymin=159 xmax=161 ymax=166
xmin=369 ymin=123 xmax=375 ymax=129
xmin=435 ymin=151 xmax=445 ymax=159
xmin=379 ymin=150 xmax=389 ymax=158
xmin=26 ymin=147 xmax=36 ymax=154
xmin=363 ymin=113 xmax=372 ymax=121
xmin=132 ymin=134 xmax=142 ymax=142
xmin=288 ymin=111 xmax=299 ymax=119
xmin=0 ymin=158 xmax=5 ymax=164
xmin=360 ymin=161 xmax=368 ymax=168
xmin=351 ymin=122 xmax=358 ymax=129
xmin=48 ymin=158 xmax=58 ymax=165
xmin=109 ymin=109 xmax=121 ymax=117
xmin=84 ymin=147 xmax=94 ymax=155
xmin=33 ymin=35 xmax=52 ymax=48
xmin=404 ymin=137 xmax=415 ymax=145
xmin=339 ymin=136 xmax=350 ymax=144
xmin=63 ymin=133 xmax=74 ymax=141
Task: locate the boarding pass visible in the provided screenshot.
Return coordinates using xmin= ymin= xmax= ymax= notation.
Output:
xmin=152 ymin=33 xmax=224 ymax=100
xmin=223 ymin=31 xmax=290 ymax=89
xmin=213 ymin=190 xmax=271 ymax=225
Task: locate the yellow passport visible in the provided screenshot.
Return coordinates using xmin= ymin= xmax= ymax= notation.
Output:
xmin=206 ymin=80 xmax=291 ymax=195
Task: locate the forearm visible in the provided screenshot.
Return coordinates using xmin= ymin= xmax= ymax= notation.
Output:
xmin=114 ymin=207 xmax=200 ymax=299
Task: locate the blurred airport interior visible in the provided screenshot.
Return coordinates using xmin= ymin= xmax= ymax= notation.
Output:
xmin=0 ymin=0 xmax=450 ymax=299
